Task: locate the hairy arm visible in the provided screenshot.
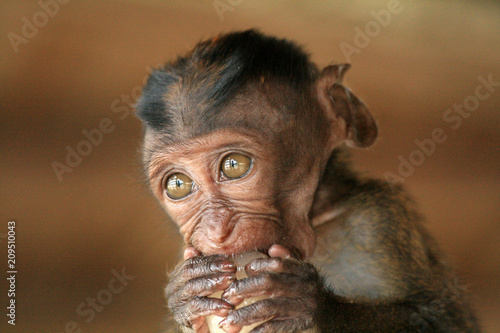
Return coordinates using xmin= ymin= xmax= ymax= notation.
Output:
xmin=311 ymin=179 xmax=479 ymax=332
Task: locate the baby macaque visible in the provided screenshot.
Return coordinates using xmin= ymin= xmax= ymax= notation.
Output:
xmin=136 ymin=30 xmax=479 ymax=332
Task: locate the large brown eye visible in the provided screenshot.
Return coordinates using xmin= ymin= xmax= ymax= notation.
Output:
xmin=165 ymin=173 xmax=193 ymax=199
xmin=221 ymin=153 xmax=252 ymax=179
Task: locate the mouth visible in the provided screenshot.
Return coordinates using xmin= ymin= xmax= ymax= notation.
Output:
xmin=198 ymin=245 xmax=273 ymax=257
xmin=192 ymin=243 xmax=305 ymax=260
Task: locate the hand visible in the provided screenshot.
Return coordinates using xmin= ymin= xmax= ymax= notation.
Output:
xmin=165 ymin=247 xmax=237 ymax=332
xmin=219 ymin=245 xmax=320 ymax=333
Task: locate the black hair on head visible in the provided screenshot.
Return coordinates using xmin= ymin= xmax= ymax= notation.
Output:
xmin=136 ymin=29 xmax=317 ymax=137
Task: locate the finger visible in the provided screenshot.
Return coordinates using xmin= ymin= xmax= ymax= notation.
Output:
xmin=268 ymin=244 xmax=292 ymax=259
xmin=176 ymin=273 xmax=236 ymax=300
xmin=181 ymin=256 xmax=236 ymax=280
xmin=219 ymin=298 xmax=313 ymax=332
xmin=221 ymin=274 xmax=273 ymax=305
xmin=245 ymin=257 xmax=316 ymax=278
xmin=221 ymin=273 xmax=315 ymax=305
xmin=245 ymin=257 xmax=284 ymax=275
xmin=187 ymin=296 xmax=234 ymax=318
xmin=168 ymin=255 xmax=233 ymax=291
xmin=184 ymin=246 xmax=202 ymax=259
xmin=166 ymin=256 xmax=237 ymax=304
xmin=174 ymin=296 xmax=234 ymax=328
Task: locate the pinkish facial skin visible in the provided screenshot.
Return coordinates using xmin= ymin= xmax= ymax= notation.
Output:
xmin=146 ymin=128 xmax=321 ymax=259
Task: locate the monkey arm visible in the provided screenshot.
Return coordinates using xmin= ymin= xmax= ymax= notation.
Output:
xmin=316 ymin=283 xmax=479 ymax=332
xmin=311 ymin=179 xmax=480 ymax=332
xmin=317 ymin=291 xmax=413 ymax=332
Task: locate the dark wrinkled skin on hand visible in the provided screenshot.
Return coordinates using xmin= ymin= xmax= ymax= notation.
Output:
xmin=165 ymin=252 xmax=237 ymax=332
xmin=166 ymin=245 xmax=320 ymax=333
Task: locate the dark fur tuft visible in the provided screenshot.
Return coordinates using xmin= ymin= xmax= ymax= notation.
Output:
xmin=136 ymin=29 xmax=317 ymax=139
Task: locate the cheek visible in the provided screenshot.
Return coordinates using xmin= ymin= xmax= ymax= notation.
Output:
xmin=222 ymin=171 xmax=279 ymax=204
xmin=160 ymin=199 xmax=199 ymax=234
xmin=287 ymin=220 xmax=316 ymax=259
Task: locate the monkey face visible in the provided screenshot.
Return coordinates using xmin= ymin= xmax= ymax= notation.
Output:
xmin=137 ymin=31 xmax=377 ymax=261
xmin=144 ymin=128 xmax=317 ymax=258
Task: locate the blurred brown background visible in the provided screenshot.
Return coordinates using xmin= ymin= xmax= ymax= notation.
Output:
xmin=0 ymin=0 xmax=498 ymax=332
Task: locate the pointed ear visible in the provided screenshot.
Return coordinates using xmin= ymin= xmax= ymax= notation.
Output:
xmin=315 ymin=64 xmax=378 ymax=148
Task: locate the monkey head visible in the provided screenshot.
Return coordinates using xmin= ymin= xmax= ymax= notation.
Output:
xmin=136 ymin=30 xmax=377 ymax=259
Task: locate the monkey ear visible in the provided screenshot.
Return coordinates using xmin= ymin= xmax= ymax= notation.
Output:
xmin=315 ymin=64 xmax=378 ymax=148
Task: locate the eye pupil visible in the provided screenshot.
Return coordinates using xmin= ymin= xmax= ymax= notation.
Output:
xmin=221 ymin=153 xmax=252 ymax=179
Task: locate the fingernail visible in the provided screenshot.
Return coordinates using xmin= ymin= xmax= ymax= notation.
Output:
xmin=220 ymin=301 xmax=233 ymax=310
xmin=220 ymin=261 xmax=236 ymax=271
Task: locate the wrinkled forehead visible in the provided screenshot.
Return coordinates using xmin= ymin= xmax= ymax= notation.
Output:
xmin=144 ymin=127 xmax=265 ymax=156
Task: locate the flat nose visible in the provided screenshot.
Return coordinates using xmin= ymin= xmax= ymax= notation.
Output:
xmin=203 ymin=208 xmax=235 ymax=244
